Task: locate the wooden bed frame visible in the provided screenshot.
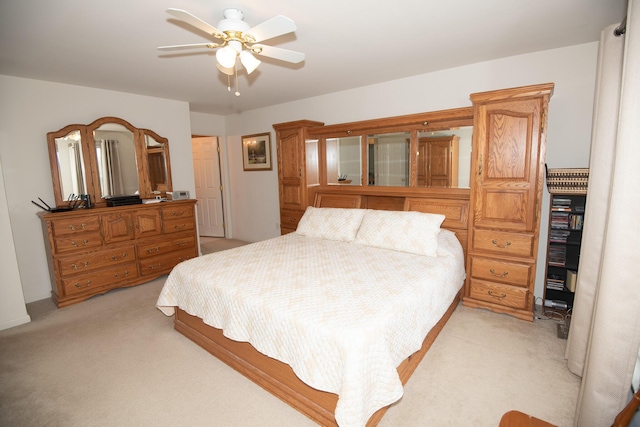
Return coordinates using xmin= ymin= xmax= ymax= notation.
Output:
xmin=172 ymin=189 xmax=470 ymax=426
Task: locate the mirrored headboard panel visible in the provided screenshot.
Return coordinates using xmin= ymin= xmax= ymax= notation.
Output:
xmin=306 ymin=106 xmax=474 ymax=190
xmin=47 ymin=117 xmax=173 ymax=208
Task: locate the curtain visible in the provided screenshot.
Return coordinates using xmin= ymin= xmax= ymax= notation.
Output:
xmin=566 ymin=1 xmax=640 ymax=425
xmin=96 ymin=139 xmax=125 ymax=196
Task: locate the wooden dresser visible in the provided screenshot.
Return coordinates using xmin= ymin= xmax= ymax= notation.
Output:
xmin=464 ymin=83 xmax=554 ymax=321
xmin=38 ymin=200 xmax=198 ymax=307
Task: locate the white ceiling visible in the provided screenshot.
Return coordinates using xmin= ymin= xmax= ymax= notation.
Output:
xmin=0 ymin=0 xmax=627 ymax=116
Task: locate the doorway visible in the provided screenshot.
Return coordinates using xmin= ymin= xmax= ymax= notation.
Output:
xmin=192 ymin=136 xmax=225 ymax=237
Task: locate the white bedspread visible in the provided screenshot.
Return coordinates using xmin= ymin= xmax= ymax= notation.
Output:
xmin=157 ymin=230 xmax=465 ymax=427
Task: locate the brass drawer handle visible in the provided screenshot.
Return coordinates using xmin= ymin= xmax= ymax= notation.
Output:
xmin=487 ymin=290 xmax=507 ymax=299
xmin=114 ymin=270 xmax=129 ymax=278
xmin=111 ymin=253 xmax=128 ymax=260
xmin=69 ymin=223 xmax=86 ymax=231
xmin=176 ymin=240 xmax=189 ymax=246
xmin=491 ymin=239 xmax=511 ymax=249
xmin=149 ymin=263 xmax=163 ymax=269
xmin=74 ymin=280 xmax=92 ymax=289
xmin=71 ymin=261 xmax=89 ymax=270
xmin=173 ymin=224 xmax=186 ymax=230
xmin=489 ymin=269 xmax=509 ymax=278
xmin=71 ymin=239 xmax=89 ymax=247
xmin=147 ymin=246 xmax=160 ymax=254
xmin=172 ymin=211 xmax=186 ymax=216
xmin=178 ymin=256 xmax=192 ymax=262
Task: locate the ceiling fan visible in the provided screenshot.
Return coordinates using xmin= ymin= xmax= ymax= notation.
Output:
xmin=159 ymin=8 xmax=304 ymax=95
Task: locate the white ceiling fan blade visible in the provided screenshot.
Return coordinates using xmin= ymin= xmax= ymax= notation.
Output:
xmin=254 ymin=45 xmax=305 ymax=64
xmin=247 ymin=15 xmax=296 ymax=43
xmin=166 ymin=8 xmax=223 ymax=38
xmin=158 ymin=43 xmax=217 ymax=50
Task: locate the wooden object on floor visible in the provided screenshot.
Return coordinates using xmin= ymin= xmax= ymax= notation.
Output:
xmin=175 ymin=292 xmax=460 ymax=427
xmin=611 ymin=388 xmax=640 ymax=427
xmin=499 ymin=410 xmax=557 ymax=427
xmin=38 ymin=200 xmax=198 ymax=307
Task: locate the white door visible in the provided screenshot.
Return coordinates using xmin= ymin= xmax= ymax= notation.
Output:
xmin=192 ymin=137 xmax=225 ymax=237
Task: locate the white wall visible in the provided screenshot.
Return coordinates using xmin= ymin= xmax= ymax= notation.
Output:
xmin=220 ymin=42 xmax=599 ymax=300
xmin=0 ymin=157 xmax=30 ymax=330
xmin=0 ymin=75 xmax=195 ymax=304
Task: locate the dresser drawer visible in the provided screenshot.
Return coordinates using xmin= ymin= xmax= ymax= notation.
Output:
xmin=57 ymin=245 xmax=135 ymax=276
xmin=62 ymin=262 xmax=138 ymax=297
xmin=162 ymin=204 xmax=194 ymax=219
xmin=139 ymin=248 xmax=197 ymax=276
xmin=163 ymin=217 xmax=196 ymax=234
xmin=472 ymin=229 xmax=535 ymax=258
xmin=280 ymin=209 xmax=303 ymax=231
xmin=53 ymin=232 xmax=103 ymax=254
xmin=469 ymin=256 xmax=533 ymax=288
xmin=51 ymin=216 xmax=101 ymax=236
xmin=137 ymin=233 xmax=196 ymax=259
xmin=468 ymin=279 xmax=529 ymax=310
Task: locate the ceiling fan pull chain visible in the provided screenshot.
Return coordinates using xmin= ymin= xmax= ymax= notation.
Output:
xmin=235 ymin=62 xmax=240 ymax=96
xmin=226 ymin=74 xmax=231 ymax=92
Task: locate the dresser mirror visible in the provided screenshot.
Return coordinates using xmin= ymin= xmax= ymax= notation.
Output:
xmin=46 ymin=117 xmax=173 ymax=208
xmin=51 ymin=128 xmax=89 ymax=200
xmin=90 ymin=120 xmax=139 ymax=199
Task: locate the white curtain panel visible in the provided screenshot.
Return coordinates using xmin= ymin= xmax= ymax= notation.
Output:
xmin=566 ymin=1 xmax=640 ymax=425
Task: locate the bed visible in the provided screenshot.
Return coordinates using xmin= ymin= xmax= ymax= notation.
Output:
xmin=157 ymin=206 xmax=466 ymax=427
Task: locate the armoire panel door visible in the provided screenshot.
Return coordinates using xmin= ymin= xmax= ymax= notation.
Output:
xmin=473 ymin=98 xmax=542 ymax=232
xmin=277 ymin=129 xmax=305 ymax=211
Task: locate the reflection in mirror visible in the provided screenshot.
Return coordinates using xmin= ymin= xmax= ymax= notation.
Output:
xmin=54 ymin=130 xmax=87 ymax=198
xmin=368 ymin=132 xmax=410 ymax=186
xmin=145 ymin=134 xmax=168 ymax=193
xmin=326 ymin=136 xmax=361 ymax=185
xmin=94 ymin=124 xmax=139 ymax=197
xmin=417 ymin=126 xmax=472 ymax=188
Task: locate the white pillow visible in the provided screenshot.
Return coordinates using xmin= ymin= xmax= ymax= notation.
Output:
xmin=295 ymin=206 xmax=365 ymax=242
xmin=354 ymin=210 xmax=445 ymax=257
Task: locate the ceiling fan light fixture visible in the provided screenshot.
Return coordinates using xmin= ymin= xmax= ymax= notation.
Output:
xmin=216 ymin=45 xmax=237 ymax=68
xmin=216 ymin=63 xmax=234 ymax=76
xmin=239 ymin=50 xmax=261 ymax=74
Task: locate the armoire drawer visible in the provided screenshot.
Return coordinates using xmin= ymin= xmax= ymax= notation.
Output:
xmin=468 ymin=279 xmax=529 ymax=310
xmin=469 ymin=256 xmax=533 ymax=288
xmin=62 ymin=262 xmax=138 ymax=297
xmin=280 ymin=209 xmax=303 ymax=231
xmin=57 ymin=245 xmax=135 ymax=276
xmin=472 ymin=229 xmax=535 ymax=258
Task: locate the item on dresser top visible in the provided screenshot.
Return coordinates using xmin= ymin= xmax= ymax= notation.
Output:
xmin=104 ymin=195 xmax=142 ymax=207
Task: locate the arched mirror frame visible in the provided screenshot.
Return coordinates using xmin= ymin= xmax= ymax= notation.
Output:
xmin=46 ymin=116 xmax=173 ymax=208
xmin=305 ymin=106 xmax=474 ymax=191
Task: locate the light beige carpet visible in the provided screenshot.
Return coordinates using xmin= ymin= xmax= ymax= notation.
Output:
xmin=0 ymin=275 xmax=580 ymax=427
xmin=200 ymin=237 xmax=250 ymax=255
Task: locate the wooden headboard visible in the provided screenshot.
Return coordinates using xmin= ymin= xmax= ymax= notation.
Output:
xmin=312 ymin=187 xmax=470 ymax=259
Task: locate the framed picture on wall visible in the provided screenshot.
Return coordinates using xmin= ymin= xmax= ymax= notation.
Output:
xmin=242 ymin=132 xmax=272 ymax=171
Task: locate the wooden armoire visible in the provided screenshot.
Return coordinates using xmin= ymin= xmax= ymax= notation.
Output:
xmin=463 ymin=83 xmax=554 ymax=321
xmin=273 ymin=120 xmax=324 ymax=234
